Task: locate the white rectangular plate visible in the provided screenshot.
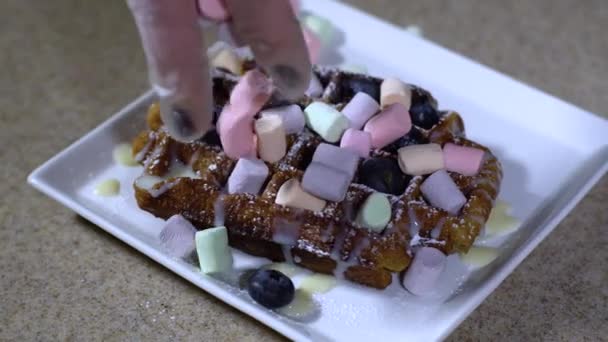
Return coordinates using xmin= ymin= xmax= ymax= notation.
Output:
xmin=28 ymin=1 xmax=608 ymax=341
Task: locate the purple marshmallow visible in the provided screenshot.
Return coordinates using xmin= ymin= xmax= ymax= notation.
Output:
xmin=341 ymin=92 xmax=380 ymax=130
xmin=261 ymin=104 xmax=306 ymax=134
xmin=159 ymin=214 xmax=197 ymax=259
xmin=227 ymin=158 xmax=269 ymax=194
xmin=420 ymin=170 xmax=467 ymax=215
xmin=312 ymin=143 xmax=360 ymax=179
xmin=401 ymin=247 xmax=446 ymax=295
xmin=302 ymin=162 xmax=351 ymax=202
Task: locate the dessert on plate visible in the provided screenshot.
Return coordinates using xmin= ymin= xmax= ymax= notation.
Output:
xmin=130 ymin=60 xmax=502 ymax=295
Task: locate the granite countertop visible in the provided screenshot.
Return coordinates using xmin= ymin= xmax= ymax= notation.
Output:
xmin=2 ymin=0 xmax=606 ymax=340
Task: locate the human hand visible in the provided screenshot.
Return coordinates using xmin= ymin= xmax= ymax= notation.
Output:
xmin=127 ymin=0 xmax=311 ymax=142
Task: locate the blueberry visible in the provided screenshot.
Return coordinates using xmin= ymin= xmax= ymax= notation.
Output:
xmin=409 ymin=88 xmax=440 ymax=129
xmin=383 ymin=127 xmax=428 ymax=154
xmin=357 ymin=157 xmax=411 ymax=195
xmin=201 ymin=129 xmax=222 ymax=147
xmin=341 ymin=74 xmax=381 ymax=103
xmin=247 ymin=269 xmax=295 ymax=309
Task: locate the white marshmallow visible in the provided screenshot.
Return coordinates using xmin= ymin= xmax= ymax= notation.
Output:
xmin=255 ymin=115 xmax=287 ymax=163
xmin=380 ymin=78 xmax=411 ymax=109
xmin=397 ymin=143 xmax=444 ymax=176
xmin=261 ymin=105 xmax=306 ymax=134
xmin=275 ymin=179 xmax=326 ymax=212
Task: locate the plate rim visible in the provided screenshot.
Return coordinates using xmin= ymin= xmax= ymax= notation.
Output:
xmin=27 ymin=92 xmax=608 ymax=342
xmin=27 ymin=1 xmax=608 ymax=340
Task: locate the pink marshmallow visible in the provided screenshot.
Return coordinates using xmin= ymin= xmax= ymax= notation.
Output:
xmin=340 ymin=129 xmax=371 ymax=158
xmin=363 ymin=103 xmax=412 ymax=149
xmin=217 ymin=104 xmax=256 ymax=159
xmin=302 ymin=27 xmax=321 ymax=64
xmin=197 ymin=0 xmax=230 ymax=21
xmin=342 ymin=92 xmax=380 ymax=130
xmin=229 ymin=70 xmax=273 ymax=115
xmin=443 ymin=143 xmax=486 ymax=176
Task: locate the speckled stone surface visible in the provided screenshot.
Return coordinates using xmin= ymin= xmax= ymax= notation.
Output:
xmin=1 ymin=0 xmax=606 ymax=341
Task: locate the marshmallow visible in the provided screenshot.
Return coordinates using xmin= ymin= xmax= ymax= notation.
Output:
xmin=255 ymin=115 xmax=287 ymax=163
xmin=421 ymin=170 xmax=467 ymax=215
xmin=397 ymin=143 xmax=445 ymax=176
xmin=341 ymin=92 xmax=380 ymax=130
xmin=302 ymin=27 xmax=321 ymax=64
xmin=210 ymin=47 xmax=243 ymax=75
xmin=305 ymin=73 xmax=323 ymax=98
xmin=302 ymin=14 xmax=333 ymax=45
xmin=380 ymin=78 xmax=411 ymax=109
xmin=159 ymin=215 xmax=197 ymax=259
xmin=443 ymin=143 xmax=486 ymax=176
xmin=363 ymin=103 xmax=412 ymax=149
xmin=340 ymin=128 xmax=371 ymax=158
xmin=260 ymin=105 xmax=305 ymax=134
xmin=217 ymin=105 xmax=256 ymax=159
xmin=207 ymin=40 xmax=231 ymax=60
xmin=302 ymin=163 xmax=351 ymax=202
xmin=357 ymin=193 xmax=392 ymax=233
xmin=340 ymin=64 xmax=368 ymax=74
xmin=401 ymin=247 xmax=446 ymax=295
xmin=311 ymin=143 xmax=359 ymax=179
xmin=229 ymin=70 xmax=273 ymax=114
xmin=195 ymin=226 xmax=233 ymax=274
xmin=304 ymin=102 xmax=349 ymax=143
xmin=275 ymin=179 xmax=326 ymax=212
xmin=227 ymin=158 xmax=269 ymax=194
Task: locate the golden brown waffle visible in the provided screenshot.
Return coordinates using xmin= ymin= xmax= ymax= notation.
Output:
xmin=131 ymin=67 xmax=502 ymax=289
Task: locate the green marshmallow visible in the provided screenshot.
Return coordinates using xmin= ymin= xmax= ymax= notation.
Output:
xmin=340 ymin=64 xmax=368 ymax=74
xmin=302 ymin=15 xmax=334 ymax=45
xmin=357 ymin=193 xmax=392 ymax=233
xmin=195 ymin=226 xmax=233 ymax=274
xmin=304 ymin=102 xmax=349 ymax=143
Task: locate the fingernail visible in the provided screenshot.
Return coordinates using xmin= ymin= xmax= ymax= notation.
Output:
xmin=169 ymin=108 xmax=196 ymax=138
xmin=160 ymin=98 xmax=204 ymax=142
xmin=269 ymin=64 xmax=304 ymax=100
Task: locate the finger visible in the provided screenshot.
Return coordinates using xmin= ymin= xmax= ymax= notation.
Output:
xmin=127 ymin=0 xmax=212 ymax=142
xmin=224 ymin=0 xmax=311 ymax=100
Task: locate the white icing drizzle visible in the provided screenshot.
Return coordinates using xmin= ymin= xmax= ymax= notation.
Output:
xmin=272 ymin=219 xmax=301 ymax=264
xmin=430 ymin=217 xmax=446 ymax=239
xmin=134 ymin=175 xmax=163 ymax=190
xmin=330 ymin=226 xmax=348 ymax=261
xmin=213 ymin=195 xmax=225 ymax=227
xmin=147 ymin=179 xmax=179 ymax=198
xmin=332 ymin=258 xmax=359 ymax=281
xmin=320 ymin=222 xmax=335 ymax=243
xmin=272 ymin=221 xmax=300 ymax=246
xmin=348 ymin=237 xmax=370 ymax=263
xmin=134 ymin=133 xmax=155 ymax=162
xmin=407 ymin=207 xmax=421 ymax=237
xmin=281 ymin=245 xmax=294 ymax=264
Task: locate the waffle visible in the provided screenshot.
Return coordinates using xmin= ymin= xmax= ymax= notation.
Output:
xmin=131 ymin=66 xmax=502 ymax=289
